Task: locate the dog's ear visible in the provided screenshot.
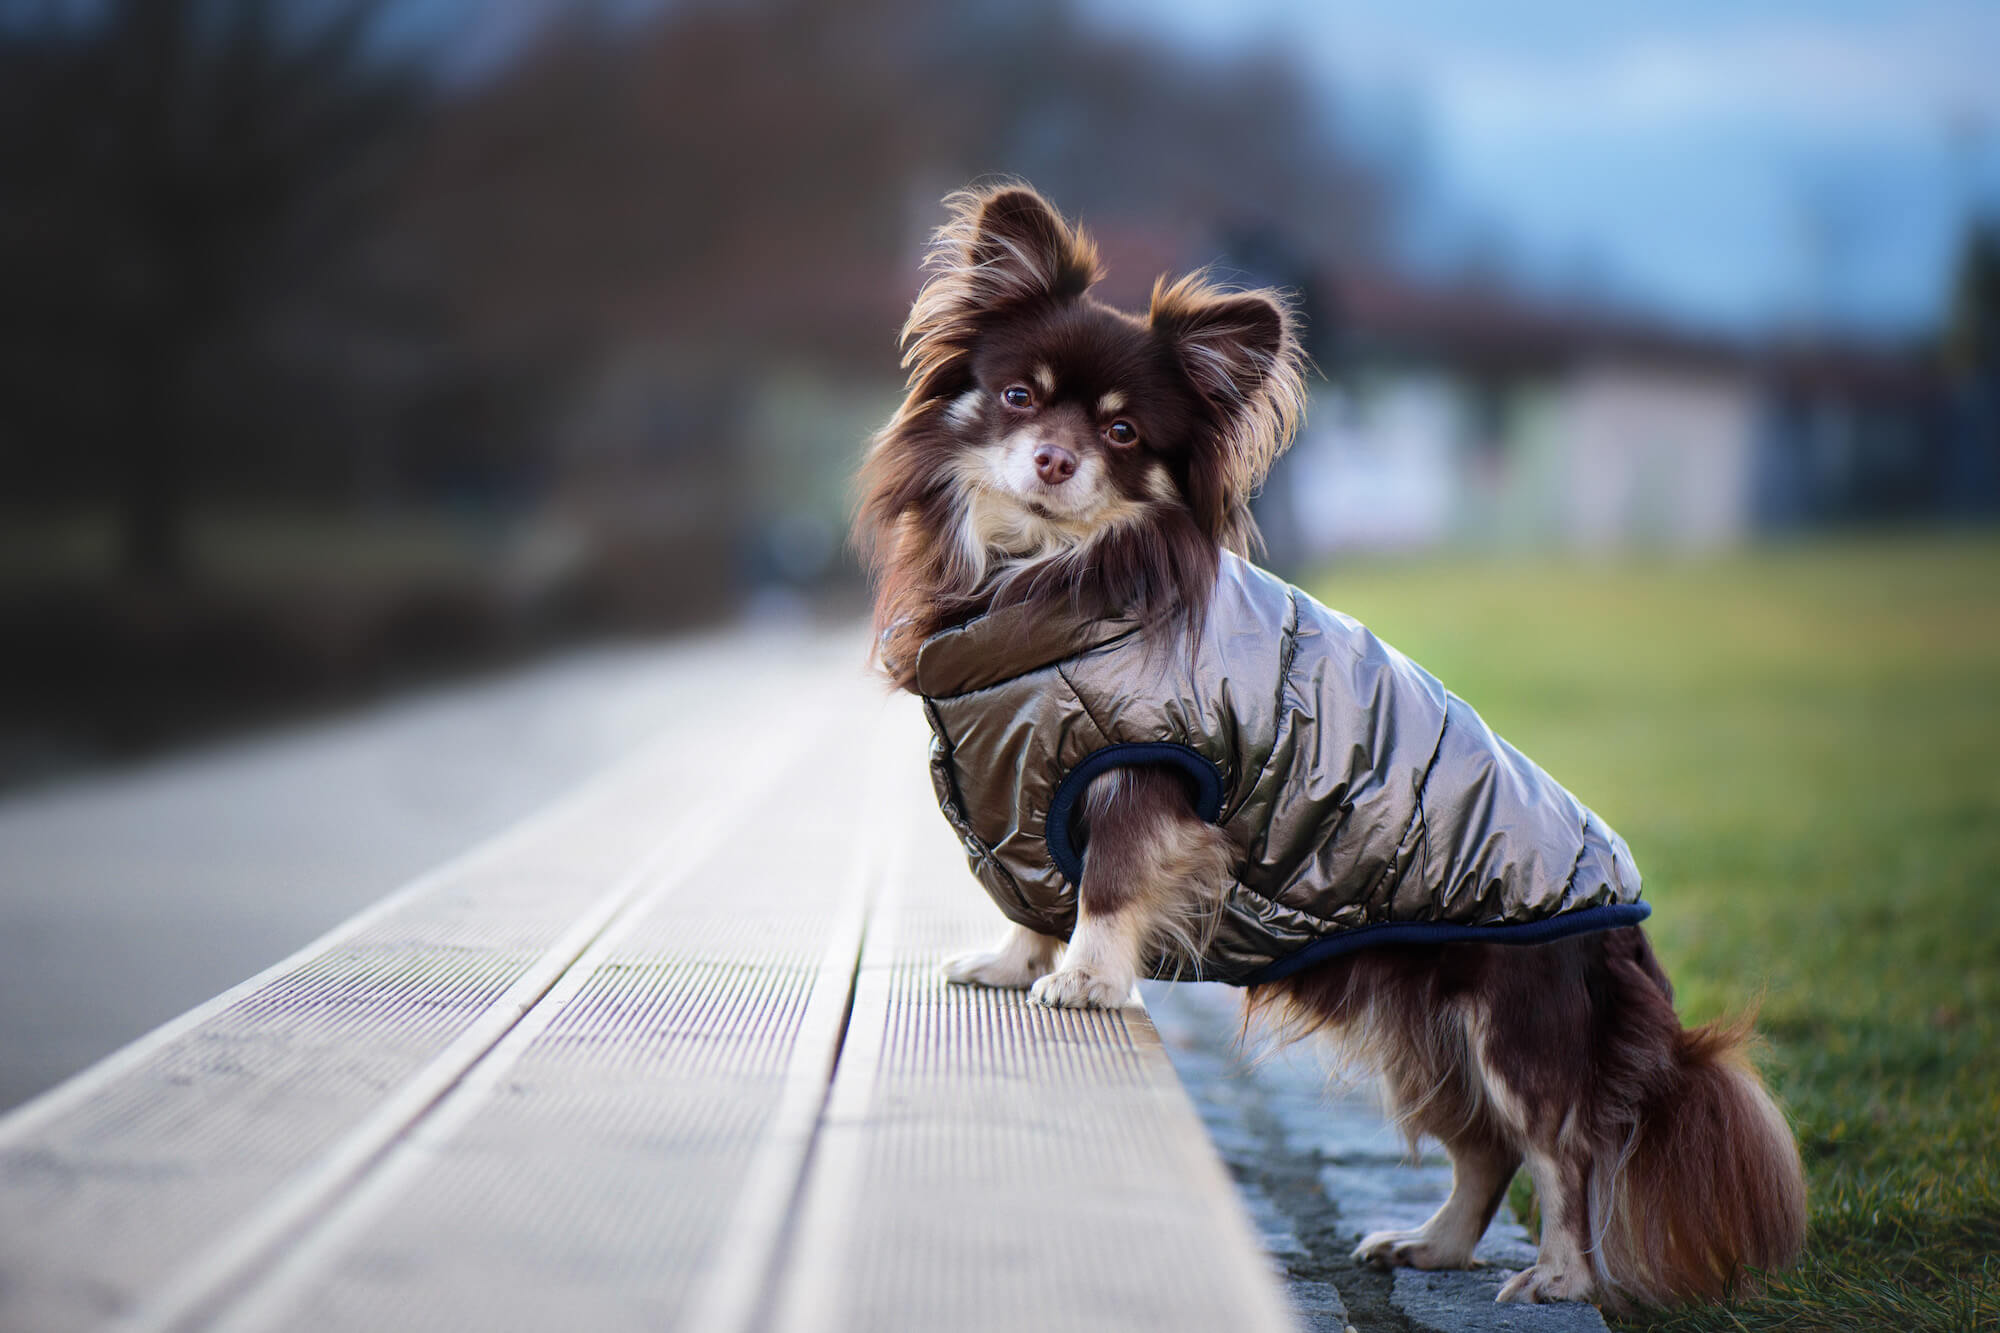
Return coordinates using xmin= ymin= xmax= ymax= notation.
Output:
xmin=896 ymin=184 xmax=1101 ymax=411
xmin=1150 ymin=278 xmax=1297 ymax=419
xmin=1150 ymin=275 xmax=1308 ymax=548
xmin=955 ymin=187 xmax=1101 ymax=307
xmin=924 ymin=184 xmax=1101 ymax=316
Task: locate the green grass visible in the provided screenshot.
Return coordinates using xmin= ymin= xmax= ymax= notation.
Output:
xmin=1304 ymin=532 xmax=2000 ymax=1332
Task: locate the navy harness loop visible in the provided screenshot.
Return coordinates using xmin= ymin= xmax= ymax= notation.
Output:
xmin=1244 ymin=901 xmax=1653 ymax=985
xmin=1044 ymin=742 xmax=1226 ymax=885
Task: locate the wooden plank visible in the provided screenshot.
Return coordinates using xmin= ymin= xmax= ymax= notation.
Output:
xmin=772 ymin=759 xmax=1299 ymax=1333
xmin=0 ymin=670 xmax=864 ymax=1332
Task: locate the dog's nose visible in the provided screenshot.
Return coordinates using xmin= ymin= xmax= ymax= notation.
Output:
xmin=1033 ymin=444 xmax=1077 ymax=485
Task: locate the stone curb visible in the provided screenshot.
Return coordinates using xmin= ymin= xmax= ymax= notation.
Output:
xmin=1141 ymin=981 xmax=1610 ymax=1333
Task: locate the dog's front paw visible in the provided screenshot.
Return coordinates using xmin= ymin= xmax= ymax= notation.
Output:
xmin=1353 ymin=1228 xmax=1475 ymax=1271
xmin=1028 ymin=966 xmax=1132 ymax=1009
xmin=1495 ymin=1264 xmax=1593 ymax=1304
xmin=942 ymin=948 xmax=1049 ymax=990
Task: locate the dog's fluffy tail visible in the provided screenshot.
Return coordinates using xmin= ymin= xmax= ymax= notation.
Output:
xmin=1595 ymin=1016 xmax=1807 ymax=1307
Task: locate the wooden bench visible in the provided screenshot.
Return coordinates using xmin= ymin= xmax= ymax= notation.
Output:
xmin=0 ymin=661 xmax=1295 ymax=1332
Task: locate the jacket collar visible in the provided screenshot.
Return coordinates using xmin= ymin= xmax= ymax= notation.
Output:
xmin=914 ymin=601 xmax=1141 ymax=697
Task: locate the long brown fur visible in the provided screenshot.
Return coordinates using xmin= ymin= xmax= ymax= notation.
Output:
xmin=863 ymin=182 xmax=1806 ymax=1310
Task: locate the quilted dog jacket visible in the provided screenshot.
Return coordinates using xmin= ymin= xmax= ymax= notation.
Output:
xmin=916 ymin=552 xmax=1648 ymax=986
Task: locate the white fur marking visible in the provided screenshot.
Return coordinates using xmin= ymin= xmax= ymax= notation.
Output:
xmin=942 ymin=924 xmax=1064 ymax=989
xmin=940 ymin=433 xmax=1161 ymax=590
xmin=945 ymin=388 xmax=984 ymax=430
xmin=1032 ymin=912 xmax=1141 ymax=1009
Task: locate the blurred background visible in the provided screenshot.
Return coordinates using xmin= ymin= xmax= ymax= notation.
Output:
xmin=2 ymin=0 xmax=1996 ymax=786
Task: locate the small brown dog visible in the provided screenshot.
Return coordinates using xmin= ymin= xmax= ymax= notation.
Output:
xmin=856 ymin=182 xmax=1805 ymax=1309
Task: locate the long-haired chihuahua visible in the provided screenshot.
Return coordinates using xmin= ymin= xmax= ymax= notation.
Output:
xmin=854 ymin=182 xmax=1805 ymax=1311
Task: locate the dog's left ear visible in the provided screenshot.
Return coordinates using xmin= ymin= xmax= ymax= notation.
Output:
xmin=1150 ymin=275 xmax=1307 ymax=502
xmin=1150 ymin=278 xmax=1295 ymax=416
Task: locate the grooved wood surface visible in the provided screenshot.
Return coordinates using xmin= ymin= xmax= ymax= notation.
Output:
xmin=0 ymin=651 xmax=1296 ymax=1333
xmin=772 ymin=792 xmax=1298 ymax=1333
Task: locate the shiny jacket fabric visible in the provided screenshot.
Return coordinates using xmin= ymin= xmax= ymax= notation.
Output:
xmin=917 ymin=553 xmax=1646 ymax=986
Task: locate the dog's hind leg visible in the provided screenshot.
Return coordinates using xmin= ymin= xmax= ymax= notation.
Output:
xmin=1462 ymin=996 xmax=1607 ymax=1305
xmin=1355 ymin=1130 xmax=1520 ymax=1271
xmin=1354 ymin=1017 xmax=1519 ymax=1271
xmin=1030 ymin=766 xmax=1231 ymax=1009
xmin=1494 ymin=1146 xmax=1600 ymax=1304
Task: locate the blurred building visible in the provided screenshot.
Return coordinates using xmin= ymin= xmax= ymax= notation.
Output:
xmin=1278 ymin=272 xmax=1965 ymax=559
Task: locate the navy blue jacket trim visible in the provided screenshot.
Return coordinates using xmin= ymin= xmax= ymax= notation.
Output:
xmin=1242 ymin=901 xmax=1653 ymax=986
xmin=1045 ymin=743 xmax=1227 ymax=885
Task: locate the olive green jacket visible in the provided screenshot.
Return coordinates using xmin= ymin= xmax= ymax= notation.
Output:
xmin=917 ymin=553 xmax=1647 ymax=986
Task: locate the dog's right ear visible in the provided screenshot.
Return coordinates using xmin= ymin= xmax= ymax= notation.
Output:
xmin=947 ymin=186 xmax=1102 ymax=309
xmin=911 ymin=185 xmax=1101 ymax=334
xmin=896 ymin=183 xmax=1101 ymax=409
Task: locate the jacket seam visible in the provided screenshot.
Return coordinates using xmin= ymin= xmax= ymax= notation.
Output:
xmin=925 ymin=696 xmax=1047 ymax=930
xmin=1556 ymin=813 xmax=1591 ymax=899
xmin=928 ymin=620 xmax=1146 ymax=698
xmin=1236 ymin=587 xmax=1304 ymax=826
xmin=1272 ymin=588 xmax=1303 ymax=735
xmin=1366 ymin=701 xmax=1451 ymax=909
xmin=1229 ymin=878 xmax=1341 ymax=937
xmin=921 ymin=697 xmax=967 ymax=813
xmin=1054 ymin=661 xmax=1116 ymax=750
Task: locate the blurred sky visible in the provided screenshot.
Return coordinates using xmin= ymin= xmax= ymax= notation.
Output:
xmin=1088 ymin=0 xmax=2000 ymax=337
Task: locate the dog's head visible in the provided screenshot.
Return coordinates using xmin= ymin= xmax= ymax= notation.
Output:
xmin=860 ymin=184 xmax=1306 ymax=681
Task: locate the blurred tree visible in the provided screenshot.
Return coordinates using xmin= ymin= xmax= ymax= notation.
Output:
xmin=1945 ymin=219 xmax=2000 ymax=379
xmin=403 ymin=0 xmax=1395 ymax=374
xmin=923 ymin=1 xmax=1391 ymax=273
xmin=0 ymin=0 xmax=1405 ymax=615
xmin=1942 ymin=218 xmax=2000 ymax=509
xmin=0 ymin=0 xmax=425 ymax=581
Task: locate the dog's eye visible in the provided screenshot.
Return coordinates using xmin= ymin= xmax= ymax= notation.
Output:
xmin=1105 ymin=420 xmax=1138 ymax=446
xmin=1002 ymin=385 xmax=1033 ymax=409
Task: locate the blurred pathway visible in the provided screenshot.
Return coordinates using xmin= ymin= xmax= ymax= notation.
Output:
xmin=0 ymin=626 xmax=865 ymax=1112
